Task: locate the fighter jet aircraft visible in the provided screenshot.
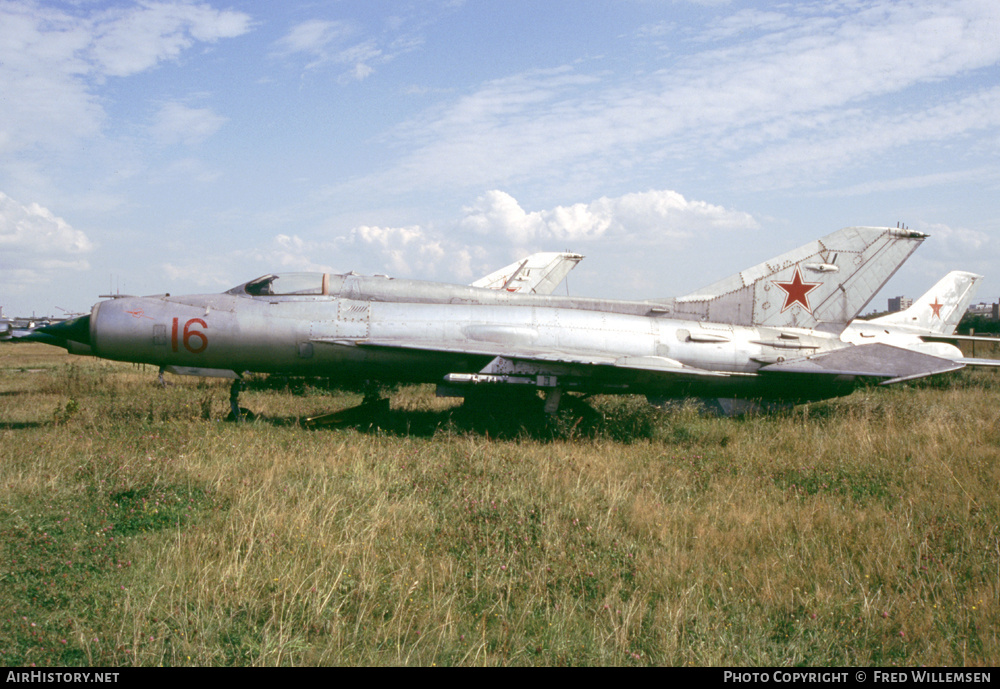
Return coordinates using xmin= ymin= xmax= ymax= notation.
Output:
xmin=24 ymin=226 xmax=962 ymax=419
xmin=842 ymin=271 xmax=1000 ymax=367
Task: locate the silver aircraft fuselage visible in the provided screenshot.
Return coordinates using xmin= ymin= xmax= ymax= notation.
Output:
xmin=84 ymin=273 xmax=847 ymax=402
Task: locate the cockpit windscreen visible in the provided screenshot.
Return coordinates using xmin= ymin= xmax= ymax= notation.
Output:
xmin=242 ymin=273 xmax=326 ymax=296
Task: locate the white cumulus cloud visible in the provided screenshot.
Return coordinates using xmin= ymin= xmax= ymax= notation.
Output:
xmin=0 ymin=191 xmax=93 ymax=291
xmin=461 ymin=189 xmax=758 ymax=244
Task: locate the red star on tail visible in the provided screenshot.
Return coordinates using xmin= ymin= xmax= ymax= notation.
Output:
xmin=773 ymin=268 xmax=821 ymax=313
xmin=929 ymin=298 xmax=943 ymax=318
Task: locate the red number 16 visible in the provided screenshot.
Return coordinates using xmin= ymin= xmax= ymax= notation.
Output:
xmin=171 ymin=317 xmax=208 ymax=353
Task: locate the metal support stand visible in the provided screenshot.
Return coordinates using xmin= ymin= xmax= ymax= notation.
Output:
xmin=229 ymin=376 xmax=244 ymax=421
xmin=544 ymin=388 xmax=563 ymax=415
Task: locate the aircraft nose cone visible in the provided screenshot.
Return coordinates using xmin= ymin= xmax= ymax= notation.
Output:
xmin=36 ymin=314 xmax=91 ymax=346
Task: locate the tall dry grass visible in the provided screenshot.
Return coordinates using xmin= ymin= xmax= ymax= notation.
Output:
xmin=1 ymin=344 xmax=997 ymax=665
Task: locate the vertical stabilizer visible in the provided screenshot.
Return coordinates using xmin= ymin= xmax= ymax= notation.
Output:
xmin=673 ymin=227 xmax=927 ymax=331
xmin=867 ymin=271 xmax=982 ymax=335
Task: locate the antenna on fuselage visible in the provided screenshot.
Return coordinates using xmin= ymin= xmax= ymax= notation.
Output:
xmin=565 ymin=248 xmax=572 ymax=296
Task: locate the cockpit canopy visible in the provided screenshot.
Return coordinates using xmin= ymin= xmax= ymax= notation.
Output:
xmin=229 ymin=273 xmax=339 ymax=297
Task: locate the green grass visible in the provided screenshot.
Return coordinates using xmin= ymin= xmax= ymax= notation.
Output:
xmin=1 ymin=343 xmax=998 ymax=666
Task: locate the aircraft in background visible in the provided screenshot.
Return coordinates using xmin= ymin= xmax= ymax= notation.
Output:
xmin=471 ymin=252 xmax=583 ymax=294
xmin=842 ymin=271 xmax=1000 ymax=367
xmin=1 ymin=313 xmax=71 ymax=341
xmin=22 ymin=225 xmax=962 ymax=419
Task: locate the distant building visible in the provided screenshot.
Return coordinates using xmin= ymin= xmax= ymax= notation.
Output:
xmin=887 ymin=296 xmax=912 ymax=312
xmin=968 ymin=302 xmax=996 ymax=319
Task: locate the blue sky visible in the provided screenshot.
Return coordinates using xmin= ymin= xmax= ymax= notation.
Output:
xmin=2 ymin=0 xmax=999 ymax=316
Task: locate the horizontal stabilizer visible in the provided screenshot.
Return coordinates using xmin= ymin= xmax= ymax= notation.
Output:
xmin=921 ymin=333 xmax=1000 ymax=343
xmin=957 ymin=357 xmax=1000 ymax=368
xmin=760 ymin=343 xmax=963 ymax=383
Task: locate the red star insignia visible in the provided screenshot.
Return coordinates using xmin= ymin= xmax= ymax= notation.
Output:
xmin=773 ymin=268 xmax=822 ymax=313
xmin=929 ymin=298 xmax=943 ymax=318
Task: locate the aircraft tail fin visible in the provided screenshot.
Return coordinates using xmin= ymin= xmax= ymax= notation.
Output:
xmin=867 ymin=271 xmax=982 ymax=335
xmin=673 ymin=226 xmax=927 ymax=331
xmin=472 ymin=252 xmax=583 ymax=294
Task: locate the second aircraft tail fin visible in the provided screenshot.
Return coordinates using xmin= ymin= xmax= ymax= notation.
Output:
xmin=472 ymin=252 xmax=584 ymax=294
xmin=867 ymin=270 xmax=982 ymax=335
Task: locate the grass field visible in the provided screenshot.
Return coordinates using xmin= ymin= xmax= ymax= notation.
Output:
xmin=1 ymin=343 xmax=997 ymax=666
